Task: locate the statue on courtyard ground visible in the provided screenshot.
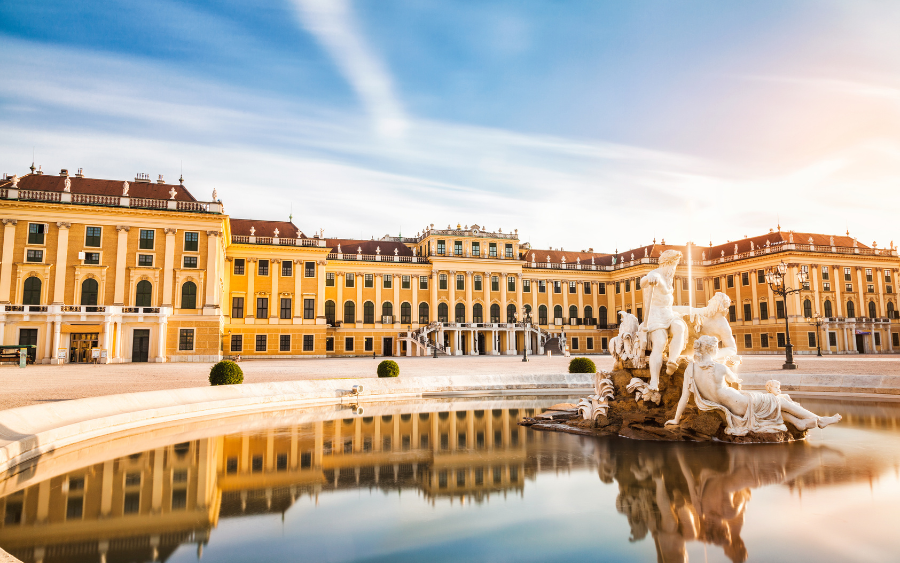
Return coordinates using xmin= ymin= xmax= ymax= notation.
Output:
xmin=639 ymin=249 xmax=687 ymax=390
xmin=667 ymin=336 xmax=841 ymax=435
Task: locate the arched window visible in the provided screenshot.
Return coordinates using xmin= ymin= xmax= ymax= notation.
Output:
xmin=888 ymin=301 xmax=896 ymax=319
xmin=473 ymin=303 xmax=483 ymax=323
xmin=364 ymin=301 xmax=375 ymax=324
xmin=569 ymin=305 xmax=578 ymax=322
xmin=803 ymin=299 xmax=812 ymax=318
xmin=344 ymin=300 xmax=356 ymax=323
xmin=23 ymin=276 xmax=42 ymax=305
xmin=490 ymin=304 xmax=500 ymax=323
xmin=455 ymin=303 xmax=466 ymax=323
xmin=599 ymin=306 xmax=608 ymax=324
xmin=438 ymin=302 xmax=448 ymax=323
xmin=419 ymin=302 xmax=429 ymax=324
xmin=180 ymin=281 xmax=197 ymax=309
xmin=506 ymin=304 xmax=516 ymax=323
xmin=846 ymin=300 xmax=855 ymax=318
xmin=382 ymin=301 xmax=393 ymax=319
xmin=135 ymin=280 xmax=152 ymax=307
xmin=553 ymin=305 xmax=562 ymax=322
xmin=823 ymin=300 xmax=833 ymax=318
xmin=325 ymin=300 xmax=336 ymax=325
xmin=401 ymin=302 xmax=411 ymax=324
xmin=869 ymin=301 xmax=877 ymax=319
xmin=584 ymin=305 xmax=593 ymax=322
xmin=81 ymin=278 xmax=99 ymax=306
xmin=538 ymin=305 xmax=548 ymax=325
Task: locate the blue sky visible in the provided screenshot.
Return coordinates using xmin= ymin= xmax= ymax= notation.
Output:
xmin=2 ymin=0 xmax=899 ymax=251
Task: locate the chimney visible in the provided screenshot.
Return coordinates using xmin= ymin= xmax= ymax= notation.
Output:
xmin=134 ymin=173 xmax=150 ymax=183
xmin=60 ymin=169 xmax=69 ymax=177
xmin=157 ymin=174 xmax=165 ymax=184
xmin=75 ymin=168 xmax=84 ymax=178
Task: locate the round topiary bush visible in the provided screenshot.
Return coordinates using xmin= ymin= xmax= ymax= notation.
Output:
xmin=209 ymin=360 xmax=244 ymax=385
xmin=377 ymin=359 xmax=400 ymax=378
xmin=568 ymin=357 xmax=596 ymax=374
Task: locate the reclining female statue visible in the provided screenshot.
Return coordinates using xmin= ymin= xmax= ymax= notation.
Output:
xmin=666 ymin=335 xmax=841 ymax=435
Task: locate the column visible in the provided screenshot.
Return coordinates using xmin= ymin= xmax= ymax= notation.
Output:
xmin=51 ymin=320 xmax=62 ymax=365
xmin=629 ymin=276 xmax=636 ymax=316
xmin=483 ymin=271 xmax=491 ymax=320
xmin=314 ymin=421 xmax=324 ymax=468
xmin=114 ymin=321 xmax=123 ymax=362
xmin=516 ymin=273 xmax=523 ymax=316
xmin=833 ymin=266 xmax=843 ymax=316
xmin=0 ymin=219 xmax=17 ymax=303
xmin=735 ymin=274 xmax=742 ymax=323
xmin=789 ymin=265 xmax=802 ymax=317
xmin=591 ymin=281 xmax=598 ymax=323
xmin=375 ymin=274 xmax=383 ymax=323
xmin=290 ymin=426 xmax=299 ymax=468
xmin=562 ymin=279 xmax=569 ymax=320
xmin=500 ymin=272 xmax=508 ymax=321
xmin=393 ymin=275 xmax=400 ymax=325
xmin=157 ymin=318 xmax=167 ymax=361
xmin=53 ymin=222 xmax=70 ymax=304
xmin=151 ymin=448 xmax=165 ymax=511
xmin=293 ymin=260 xmax=303 ymax=319
xmin=161 ymin=228 xmax=177 ymax=306
xmin=316 ymin=261 xmax=327 ymax=322
xmin=356 ymin=272 xmax=363 ymax=324
xmin=465 ymin=271 xmax=473 ymax=318
xmin=430 ymin=271 xmax=438 ymax=319
xmin=113 ymin=226 xmax=130 ymax=305
xmin=577 ymin=279 xmax=584 ymax=320
xmin=336 ymin=271 xmax=344 ymax=323
xmin=750 ymin=272 xmax=760 ymax=324
xmin=877 ymin=268 xmax=886 ymax=317
xmin=857 ymin=267 xmax=866 ymax=319
xmin=448 ymin=270 xmax=457 ymax=317
xmin=270 ymin=260 xmax=280 ymax=320
xmin=205 ymin=230 xmax=221 ymax=309
xmin=100 ymin=460 xmax=114 ymax=516
xmin=412 ymin=273 xmax=419 ymax=324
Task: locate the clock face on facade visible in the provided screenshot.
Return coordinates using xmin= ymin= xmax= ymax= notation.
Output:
xmin=472 ymin=229 xmax=479 ymax=236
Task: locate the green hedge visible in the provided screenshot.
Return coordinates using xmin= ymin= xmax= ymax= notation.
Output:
xmin=377 ymin=360 xmax=400 ymax=378
xmin=568 ymin=357 xmax=596 ymax=374
xmin=209 ymin=360 xmax=244 ymax=385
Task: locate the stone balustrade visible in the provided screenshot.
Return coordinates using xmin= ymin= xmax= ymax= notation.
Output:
xmin=3 ymin=188 xmax=223 ymax=214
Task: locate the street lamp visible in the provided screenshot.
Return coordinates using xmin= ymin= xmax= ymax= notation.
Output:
xmin=806 ymin=314 xmax=824 ymax=357
xmin=764 ymin=261 xmax=808 ymax=369
xmin=521 ymin=308 xmax=533 ymax=362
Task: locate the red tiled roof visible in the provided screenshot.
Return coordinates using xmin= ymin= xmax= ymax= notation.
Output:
xmin=327 ymin=238 xmax=414 ymax=256
xmin=230 ymin=218 xmax=304 ymax=238
xmin=522 ymin=248 xmax=614 ymax=266
xmin=6 ymin=173 xmax=199 ymax=201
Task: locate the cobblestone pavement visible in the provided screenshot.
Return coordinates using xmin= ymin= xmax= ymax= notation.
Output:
xmin=1 ymin=354 xmax=898 ymax=411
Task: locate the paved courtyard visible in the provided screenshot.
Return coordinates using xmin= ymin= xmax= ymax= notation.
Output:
xmin=1 ymin=354 xmax=899 ymax=410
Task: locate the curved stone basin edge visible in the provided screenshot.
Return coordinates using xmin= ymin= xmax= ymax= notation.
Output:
xmin=0 ymin=373 xmax=593 ymax=474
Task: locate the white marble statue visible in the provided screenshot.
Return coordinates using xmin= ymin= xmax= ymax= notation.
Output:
xmin=577 ymin=372 xmax=615 ymax=421
xmin=609 ymin=311 xmax=645 ymax=370
xmin=666 ymin=336 xmax=841 ymax=435
xmin=122 ymin=181 xmax=129 ymax=196
xmin=639 ymin=249 xmax=688 ymax=390
xmin=673 ymin=292 xmax=740 ymax=365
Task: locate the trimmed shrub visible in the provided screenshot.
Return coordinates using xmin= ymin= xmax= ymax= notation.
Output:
xmin=209 ymin=360 xmax=244 ymax=385
xmin=568 ymin=357 xmax=596 ymax=374
xmin=377 ymin=359 xmax=400 ymax=378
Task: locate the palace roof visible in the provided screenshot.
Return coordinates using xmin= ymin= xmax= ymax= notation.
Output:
xmin=230 ymin=218 xmax=305 ymax=238
xmin=327 ymin=238 xmax=415 ymax=256
xmin=2 ymin=172 xmax=199 ymax=202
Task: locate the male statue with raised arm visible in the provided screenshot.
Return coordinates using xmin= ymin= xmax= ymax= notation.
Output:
xmin=639 ymin=249 xmax=688 ymax=391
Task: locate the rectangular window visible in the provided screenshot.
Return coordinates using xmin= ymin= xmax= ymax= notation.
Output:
xmin=345 ymin=337 xmax=354 ymax=351
xmin=893 ymin=332 xmax=899 ymax=347
xmin=28 ymin=223 xmax=46 ymax=245
xmin=489 ymin=243 xmax=497 ymax=257
xmin=875 ymin=332 xmax=881 ymax=346
xmin=584 ymin=282 xmax=591 ymax=294
xmin=280 ymin=298 xmax=291 ymax=319
xmin=743 ymin=303 xmax=752 ymax=321
xmin=280 ymin=334 xmax=291 ymax=351
xmin=598 ymin=282 xmax=606 ymax=295
xmin=455 ymin=241 xmax=463 ymax=255
xmin=474 ymin=275 xmax=483 ymax=291
xmin=524 ymin=279 xmax=531 ymax=293
xmin=472 ymin=242 xmax=480 ymax=256
xmin=138 ymin=254 xmax=153 ymax=267
xmin=439 ymin=274 xmax=447 ymax=290
xmin=256 ymin=334 xmax=267 ymax=352
xmin=258 ymin=260 xmax=269 ymax=276
xmin=626 ymin=279 xmax=632 ymax=292
xmin=326 ymin=337 xmax=334 ymax=351
xmin=615 ymin=281 xmax=621 ymax=294
xmin=84 ymin=252 xmax=100 ymax=265
xmin=492 ymin=276 xmax=500 ymax=292
xmin=572 ymin=337 xmax=579 ymax=350
xmin=729 ymin=305 xmax=736 ymax=322
xmin=808 ymin=332 xmax=816 ymax=347
xmin=866 ymin=268 xmax=873 ymax=282
xmin=184 ymin=232 xmax=199 ymax=252
xmin=282 ymin=261 xmax=292 ymax=276
xmin=139 ymin=229 xmax=154 ymax=249
xmin=714 ymin=277 xmax=721 ymax=290
xmin=760 ymin=302 xmax=769 ymax=320
xmin=178 ymin=329 xmax=194 ymax=351
xmin=345 ymin=273 xmax=354 ymax=287
xmin=509 ymin=276 xmax=516 ymax=292
xmin=232 ymin=297 xmax=244 ymax=318
xmin=420 ymin=276 xmax=428 ymax=290
xmin=587 ymin=337 xmax=594 ymax=350
xmin=844 ymin=267 xmax=851 ymax=281
xmin=305 ymin=261 xmax=315 ymax=277
xmin=303 ymin=298 xmax=314 ymax=319
xmin=569 ymin=281 xmax=576 ymax=293
xmin=867 ymin=284 xmax=875 ymax=293
xmin=256 ymin=297 xmax=268 ymax=319
xmin=183 ymin=256 xmax=197 ymax=268
xmin=761 ymin=333 xmax=769 ymax=348
xmin=326 ymin=272 xmax=335 ymax=286
xmin=437 ymin=240 xmax=445 ymax=255
xmin=234 ymin=259 xmax=245 ymax=275
xmin=823 ymin=282 xmax=831 ymax=291
xmin=845 ymin=283 xmax=853 ymax=292
xmin=680 ymin=278 xmax=687 ymax=291
xmin=696 ymin=278 xmax=703 ymax=291
xmin=741 ymin=272 xmax=749 ymax=286
xmin=364 ymin=274 xmax=374 ymax=288
xmin=776 ymin=301 xmax=785 ymax=319
xmin=777 ymin=333 xmax=786 ymax=347
xmin=554 ymin=280 xmax=561 ymax=294
xmin=231 ymin=334 xmax=242 ymax=351
xmin=758 ymin=270 xmax=765 ymax=284
xmin=505 ymin=244 xmax=513 ymax=258
xmin=402 ymin=275 xmax=410 ymax=289
xmin=885 ymin=270 xmax=892 ymax=282
xmin=303 ymin=335 xmax=314 ymax=351
xmin=365 ymin=337 xmax=374 ymax=351
xmin=830 ymin=332 xmax=838 ymax=346
xmin=822 ymin=266 xmax=829 ymax=280
xmin=727 ymin=274 xmax=734 ymax=288
xmin=457 ymin=274 xmax=465 ymax=291
xmin=539 ymin=280 xmax=546 ymax=293
xmin=85 ymin=226 xmax=102 ymax=247
xmin=26 ymin=249 xmax=43 ymax=262
xmin=744 ymin=334 xmax=752 ymax=348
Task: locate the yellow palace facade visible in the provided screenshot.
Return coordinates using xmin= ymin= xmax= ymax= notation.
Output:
xmin=1 ymin=168 xmax=898 ymax=364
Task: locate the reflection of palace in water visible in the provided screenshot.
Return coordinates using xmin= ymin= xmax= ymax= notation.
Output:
xmin=1 ymin=403 xmax=896 ymax=563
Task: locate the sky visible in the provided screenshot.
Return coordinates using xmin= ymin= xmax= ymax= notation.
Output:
xmin=1 ymin=0 xmax=899 ymax=252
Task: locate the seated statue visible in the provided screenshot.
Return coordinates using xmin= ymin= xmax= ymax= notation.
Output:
xmin=666 ymin=335 xmax=841 ymax=435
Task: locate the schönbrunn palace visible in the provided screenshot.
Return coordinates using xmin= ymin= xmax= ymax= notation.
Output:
xmin=1 ymin=168 xmax=898 ymax=364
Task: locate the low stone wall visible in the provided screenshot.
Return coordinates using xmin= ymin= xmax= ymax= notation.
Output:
xmin=0 ymin=373 xmax=592 ymax=474
xmin=739 ymin=372 xmax=900 ymax=395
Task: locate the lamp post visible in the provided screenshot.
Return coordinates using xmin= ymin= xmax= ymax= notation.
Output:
xmin=807 ymin=314 xmax=824 ymax=357
xmin=764 ymin=261 xmax=808 ymax=369
xmin=520 ymin=309 xmax=533 ymax=362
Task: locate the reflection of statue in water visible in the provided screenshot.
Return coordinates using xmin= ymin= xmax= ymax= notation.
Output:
xmin=639 ymin=250 xmax=688 ymax=390
xmin=667 ymin=336 xmax=841 ymax=435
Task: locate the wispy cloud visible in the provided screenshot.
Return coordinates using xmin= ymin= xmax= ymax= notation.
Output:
xmin=291 ymin=0 xmax=407 ymax=137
